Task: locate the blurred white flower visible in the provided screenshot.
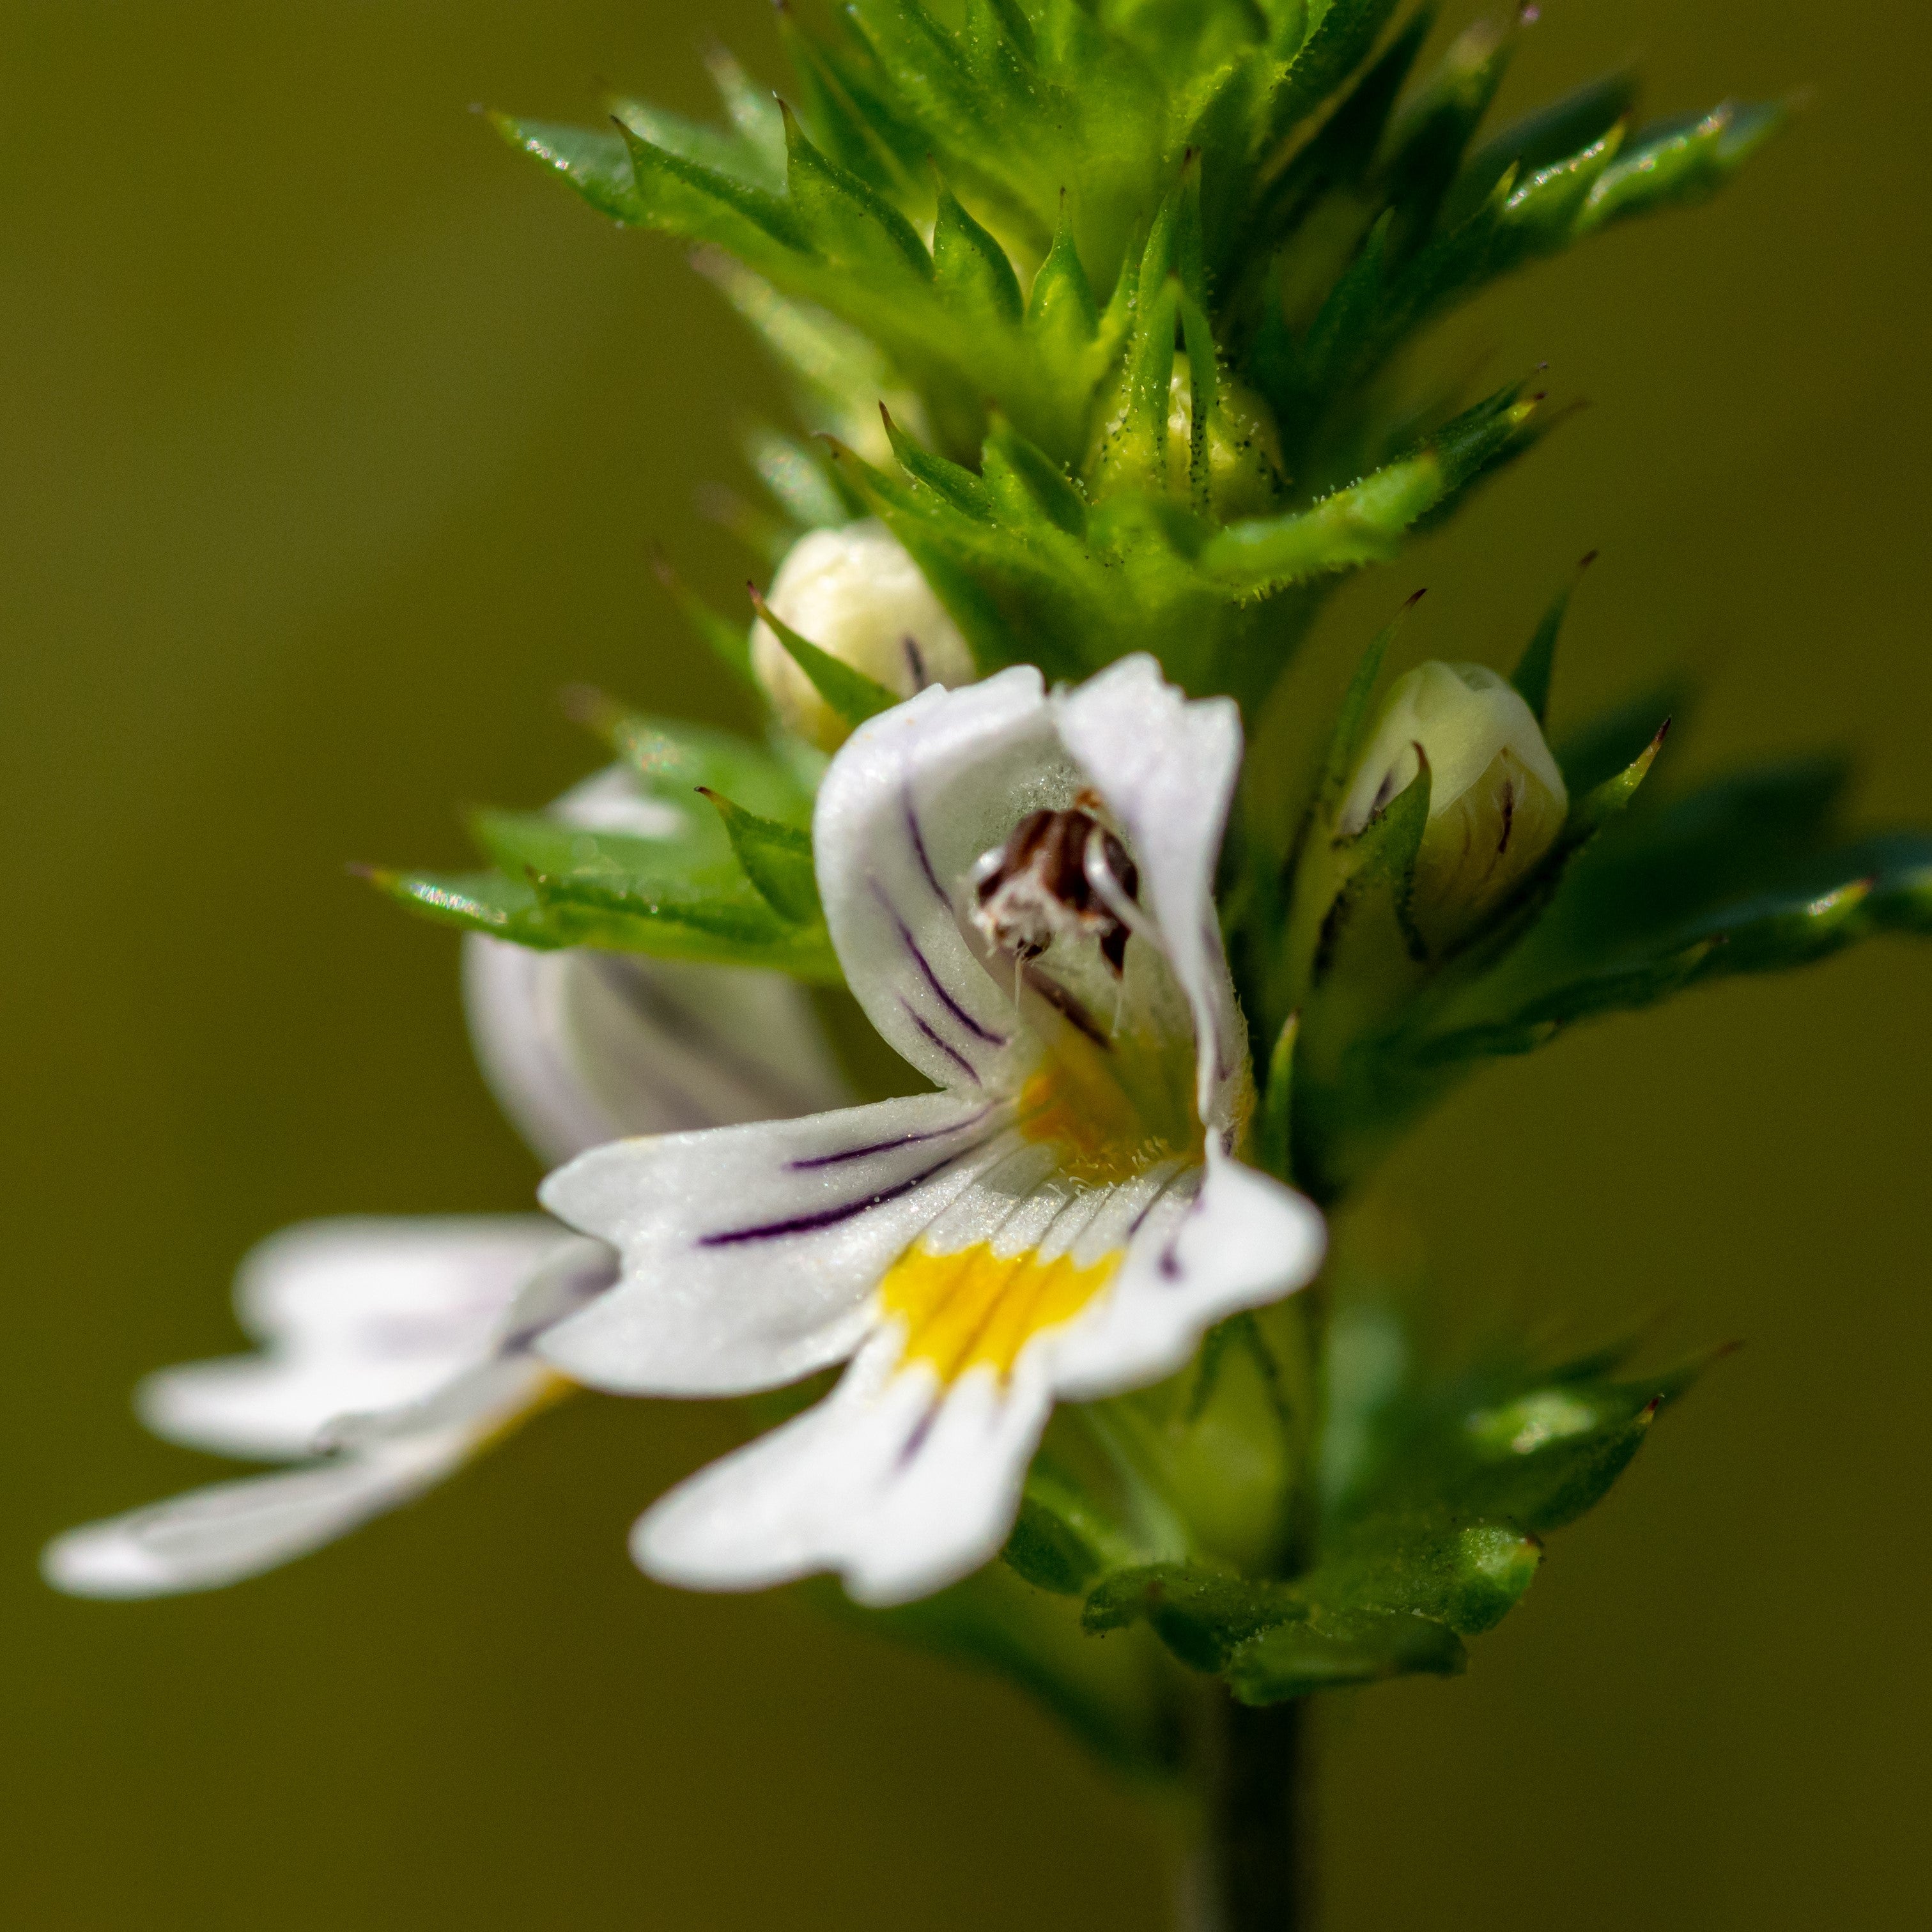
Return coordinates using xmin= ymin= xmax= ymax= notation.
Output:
xmin=44 ymin=766 xmax=850 ymax=1598
xmin=537 ymin=656 xmax=1325 ymax=1608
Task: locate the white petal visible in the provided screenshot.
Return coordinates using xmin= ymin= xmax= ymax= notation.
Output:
xmin=40 ymin=1434 xmax=474 ymax=1599
xmin=634 ymin=1336 xmax=1053 ymax=1607
xmin=1055 ymin=654 xmax=1248 ymax=1136
xmin=143 ymin=1217 xmax=570 ymax=1460
xmin=814 ymin=665 xmax=1065 ymax=1092
xmin=322 ymin=1239 xmax=614 ymax=1448
xmin=465 ymin=762 xmax=851 ymax=1164
xmin=537 ymin=1093 xmax=1019 ymax=1395
xmin=550 ymin=764 xmax=688 ymax=839
xmin=1045 ymin=1148 xmax=1325 ymax=1401
xmin=463 ymin=943 xmax=852 ymax=1165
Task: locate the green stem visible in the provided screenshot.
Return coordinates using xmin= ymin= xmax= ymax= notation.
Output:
xmin=1179 ymin=1694 xmax=1312 ymax=1932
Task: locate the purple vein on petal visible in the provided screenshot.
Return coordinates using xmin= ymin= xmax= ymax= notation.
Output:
xmin=902 ymin=781 xmax=947 ymax=906
xmin=790 ymin=1104 xmax=997 ymax=1170
xmin=899 ymin=1000 xmax=982 ymax=1085
xmin=870 ymin=878 xmax=1009 ymax=1047
xmin=699 ymin=1140 xmax=996 ymax=1246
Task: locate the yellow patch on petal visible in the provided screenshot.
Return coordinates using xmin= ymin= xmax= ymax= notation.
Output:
xmin=879 ymin=1240 xmax=1122 ymax=1384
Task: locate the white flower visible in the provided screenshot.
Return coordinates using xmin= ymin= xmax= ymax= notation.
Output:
xmin=750 ymin=520 xmax=976 ymax=751
xmin=1338 ymin=661 xmax=1568 ymax=951
xmin=463 ymin=769 xmax=852 ymax=1164
xmin=537 ymin=656 xmax=1326 ymax=1608
xmin=45 ymin=766 xmax=850 ymax=1598
xmin=42 ymin=1221 xmax=611 ymax=1597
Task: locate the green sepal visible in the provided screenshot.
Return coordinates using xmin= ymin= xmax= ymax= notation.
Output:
xmin=1314 ymin=589 xmax=1420 ymax=816
xmin=1256 ymin=1012 xmax=1299 ymax=1183
xmin=1556 ymin=717 xmax=1669 ymax=854
xmin=1510 ymin=552 xmax=1596 ymax=724
xmin=697 ymin=789 xmax=823 ymax=925
xmin=1294 ymin=744 xmax=1932 ymax=1193
xmin=748 ymin=585 xmax=902 ymax=729
xmin=1311 ymin=753 xmax=1433 ymax=987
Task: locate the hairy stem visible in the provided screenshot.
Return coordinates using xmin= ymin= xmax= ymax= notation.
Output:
xmin=1179 ymin=1695 xmax=1312 ymax=1932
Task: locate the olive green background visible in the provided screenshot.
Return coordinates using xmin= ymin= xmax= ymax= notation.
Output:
xmin=4 ymin=2 xmax=1927 ymax=1924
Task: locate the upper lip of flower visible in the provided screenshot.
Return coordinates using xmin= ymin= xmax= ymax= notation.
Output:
xmin=534 ymin=654 xmax=1325 ymax=1607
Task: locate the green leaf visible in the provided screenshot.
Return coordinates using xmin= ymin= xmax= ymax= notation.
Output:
xmin=366 ymin=867 xmax=567 ymax=948
xmin=569 ymin=693 xmax=812 ymax=826
xmin=1083 ymin=1563 xmax=1300 ymax=1672
xmin=1510 ymin=552 xmax=1595 ymax=724
xmin=1577 ymin=100 xmax=1787 ymax=235
xmin=1003 ymin=1457 xmax=1145 ymax=1596
xmin=748 ymin=586 xmax=902 ymax=729
xmin=698 ymin=789 xmax=823 ymax=925
xmin=932 ymin=179 xmax=1023 ymax=325
xmin=780 ymin=100 xmax=934 ymax=280
xmin=491 ymin=116 xmax=642 ymax=222
xmin=1226 ymin=1609 xmax=1467 ymax=1703
xmin=645 ymin=553 xmax=760 ymax=690
xmin=1202 ymin=387 xmax=1538 ymax=595
xmin=1443 ymin=70 xmax=1639 ymax=229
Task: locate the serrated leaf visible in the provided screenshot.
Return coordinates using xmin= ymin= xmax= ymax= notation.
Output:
xmin=699 ymin=789 xmax=823 ymax=925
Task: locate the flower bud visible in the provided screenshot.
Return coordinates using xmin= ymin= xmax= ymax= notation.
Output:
xmin=1159 ymin=357 xmax=1285 ymax=519
xmin=750 ymin=520 xmax=975 ymax=751
xmin=1338 ymin=661 xmax=1568 ymax=952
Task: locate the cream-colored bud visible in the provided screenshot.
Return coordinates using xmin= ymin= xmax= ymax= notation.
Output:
xmin=750 ymin=520 xmax=975 ymax=751
xmin=1338 ymin=661 xmax=1568 ymax=951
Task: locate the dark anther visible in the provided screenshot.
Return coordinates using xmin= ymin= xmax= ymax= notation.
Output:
xmin=972 ymin=804 xmax=1140 ymax=975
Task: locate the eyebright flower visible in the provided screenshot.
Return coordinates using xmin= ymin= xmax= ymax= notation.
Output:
xmin=536 ymin=655 xmax=1326 ymax=1607
xmin=42 ymin=1221 xmax=612 ymax=1598
xmin=44 ymin=766 xmax=849 ymax=1598
xmin=1338 ymin=661 xmax=1568 ymax=952
xmin=750 ymin=519 xmax=975 ymax=751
